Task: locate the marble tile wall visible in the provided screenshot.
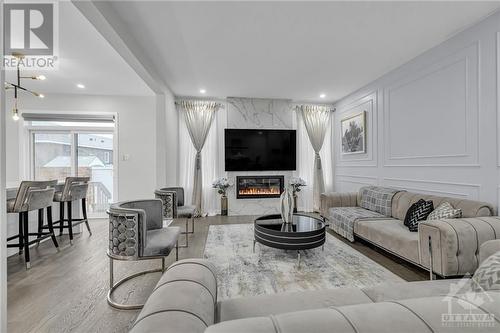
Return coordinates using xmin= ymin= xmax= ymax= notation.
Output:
xmin=227 ymin=97 xmax=293 ymax=129
xmin=225 ymin=97 xmax=295 ymax=216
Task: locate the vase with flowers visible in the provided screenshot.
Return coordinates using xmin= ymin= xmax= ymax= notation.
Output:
xmin=212 ymin=177 xmax=233 ymax=216
xmin=289 ymin=177 xmax=306 ymax=213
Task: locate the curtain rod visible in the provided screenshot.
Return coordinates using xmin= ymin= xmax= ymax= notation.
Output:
xmin=173 ymin=98 xmax=335 ymax=112
xmin=174 ymin=100 xmax=225 ymax=108
xmin=293 ymin=104 xmax=336 ymax=112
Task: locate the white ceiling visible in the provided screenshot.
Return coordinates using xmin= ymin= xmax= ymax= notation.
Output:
xmin=94 ymin=0 xmax=500 ymax=102
xmin=5 ymin=1 xmax=152 ymax=97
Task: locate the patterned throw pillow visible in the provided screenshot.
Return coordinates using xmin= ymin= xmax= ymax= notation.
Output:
xmin=404 ymin=199 xmax=434 ymax=232
xmin=470 ymin=251 xmax=500 ymax=292
xmin=427 ymin=202 xmax=462 ymax=220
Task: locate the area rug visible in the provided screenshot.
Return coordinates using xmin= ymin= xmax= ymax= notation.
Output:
xmin=203 ymin=223 xmax=404 ymax=300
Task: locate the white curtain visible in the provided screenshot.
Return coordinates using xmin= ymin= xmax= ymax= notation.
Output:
xmin=296 ymin=105 xmax=332 ymax=211
xmin=177 ymin=100 xmax=220 ymax=215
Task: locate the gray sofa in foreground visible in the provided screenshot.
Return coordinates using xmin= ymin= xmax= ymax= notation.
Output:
xmin=320 ymin=189 xmax=499 ymax=277
xmin=130 ymin=240 xmax=500 ymax=333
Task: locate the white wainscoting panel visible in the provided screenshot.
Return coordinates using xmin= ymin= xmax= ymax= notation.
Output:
xmin=497 ymin=32 xmax=500 ymax=167
xmin=497 ymin=186 xmax=500 ymax=214
xmin=333 ymin=11 xmax=500 ymax=212
xmin=383 ymin=42 xmax=480 ymax=167
xmin=382 ymin=177 xmax=480 ymax=200
xmin=336 ymin=174 xmax=378 ymax=193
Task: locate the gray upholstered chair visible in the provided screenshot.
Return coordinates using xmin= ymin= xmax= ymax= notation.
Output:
xmin=52 ymin=177 xmax=91 ymax=244
xmin=154 ymin=187 xmax=196 ymax=247
xmin=107 ymin=199 xmax=181 ymax=310
xmin=6 ymin=180 xmax=59 ymax=269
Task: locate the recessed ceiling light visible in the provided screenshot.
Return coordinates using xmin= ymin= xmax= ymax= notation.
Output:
xmin=76 ymin=83 xmax=85 ymax=89
xmin=200 ymin=89 xmax=206 ymax=94
xmin=319 ymin=93 xmax=326 ymax=99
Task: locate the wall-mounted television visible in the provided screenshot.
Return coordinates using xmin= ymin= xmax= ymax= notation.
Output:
xmin=225 ymin=129 xmax=296 ymax=171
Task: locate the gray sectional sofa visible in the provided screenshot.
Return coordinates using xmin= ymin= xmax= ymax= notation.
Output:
xmin=320 ymin=188 xmax=499 ymax=277
xmin=130 ymin=240 xmax=500 ymax=333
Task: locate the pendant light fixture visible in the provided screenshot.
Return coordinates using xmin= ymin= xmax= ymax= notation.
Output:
xmin=4 ymin=53 xmax=46 ymax=121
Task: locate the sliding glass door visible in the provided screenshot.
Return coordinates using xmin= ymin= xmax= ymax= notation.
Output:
xmin=76 ymin=133 xmax=114 ymax=215
xmin=31 ymin=125 xmax=114 ymax=217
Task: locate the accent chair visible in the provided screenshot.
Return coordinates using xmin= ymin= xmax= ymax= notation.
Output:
xmin=154 ymin=187 xmax=196 ymax=247
xmin=107 ymin=199 xmax=180 ymax=310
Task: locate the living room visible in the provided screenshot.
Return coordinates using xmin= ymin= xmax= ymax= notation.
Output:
xmin=2 ymin=1 xmax=500 ymax=332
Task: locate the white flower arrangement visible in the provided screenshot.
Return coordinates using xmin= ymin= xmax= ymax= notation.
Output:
xmin=289 ymin=177 xmax=306 ymax=194
xmin=212 ymin=177 xmax=233 ymax=196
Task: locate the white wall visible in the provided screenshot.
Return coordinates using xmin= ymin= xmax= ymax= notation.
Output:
xmin=156 ymin=90 xmax=178 ymax=187
xmin=6 ymin=93 xmax=157 ymax=201
xmin=0 ymin=0 xmax=8 ymax=329
xmin=333 ymin=10 xmax=500 ymax=209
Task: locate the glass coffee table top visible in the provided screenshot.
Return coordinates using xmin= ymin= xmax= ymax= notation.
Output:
xmin=254 ymin=214 xmax=324 ymax=233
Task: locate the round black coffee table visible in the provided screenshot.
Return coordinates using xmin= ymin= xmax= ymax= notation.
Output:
xmin=253 ymin=214 xmax=326 ymax=267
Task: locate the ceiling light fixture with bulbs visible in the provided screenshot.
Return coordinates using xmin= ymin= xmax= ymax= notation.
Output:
xmin=4 ymin=53 xmax=46 ymax=121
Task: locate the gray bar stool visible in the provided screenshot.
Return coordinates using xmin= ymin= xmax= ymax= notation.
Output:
xmin=107 ymin=199 xmax=180 ymax=309
xmin=51 ymin=177 xmax=91 ymax=245
xmin=6 ymin=180 xmax=59 ymax=269
xmin=154 ymin=187 xmax=196 ymax=247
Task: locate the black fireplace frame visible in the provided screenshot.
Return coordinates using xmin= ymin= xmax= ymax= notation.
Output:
xmin=236 ymin=175 xmax=285 ymax=199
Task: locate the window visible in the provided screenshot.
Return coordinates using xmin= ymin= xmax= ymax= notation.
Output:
xmin=27 ymin=115 xmax=115 ymax=217
xmin=33 ymin=132 xmax=73 ymax=181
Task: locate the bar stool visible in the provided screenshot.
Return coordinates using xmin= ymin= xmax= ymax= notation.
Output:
xmin=6 ymin=180 xmax=59 ymax=269
xmin=154 ymin=187 xmax=196 ymax=247
xmin=51 ymin=177 xmax=91 ymax=245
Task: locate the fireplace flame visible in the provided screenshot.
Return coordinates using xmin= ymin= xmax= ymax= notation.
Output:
xmin=238 ymin=187 xmax=281 ymax=196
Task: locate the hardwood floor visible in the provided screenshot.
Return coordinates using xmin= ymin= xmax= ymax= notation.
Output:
xmin=7 ymin=215 xmax=427 ymax=333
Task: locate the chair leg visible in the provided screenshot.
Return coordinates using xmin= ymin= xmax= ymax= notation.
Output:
xmin=109 ymin=256 xmax=114 ymax=289
xmin=18 ymin=213 xmax=23 ymax=255
xmin=183 ymin=216 xmax=195 ymax=234
xmin=175 ymin=219 xmax=190 ymax=248
xmin=36 ymin=209 xmax=43 ymax=247
xmin=68 ymin=201 xmax=74 ymax=245
xmin=107 ymin=255 xmax=162 ymax=310
xmin=59 ymin=202 xmax=64 ymax=236
xmin=429 ymin=235 xmax=434 ymax=281
xmin=22 ymin=212 xmax=30 ymax=269
xmin=176 ymin=241 xmax=179 ymax=261
xmin=47 ymin=206 xmax=59 ymax=250
xmin=82 ymin=198 xmax=91 ymax=236
xmin=185 ymin=218 xmax=189 ymax=247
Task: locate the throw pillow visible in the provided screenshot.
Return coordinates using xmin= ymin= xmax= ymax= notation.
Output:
xmin=469 ymin=251 xmax=500 ymax=292
xmin=404 ymin=199 xmax=434 ymax=232
xmin=403 ymin=199 xmax=423 ymax=227
xmin=427 ymin=202 xmax=462 ymax=220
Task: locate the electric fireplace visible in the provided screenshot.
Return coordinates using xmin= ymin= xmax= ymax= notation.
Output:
xmin=236 ymin=176 xmax=284 ymax=199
